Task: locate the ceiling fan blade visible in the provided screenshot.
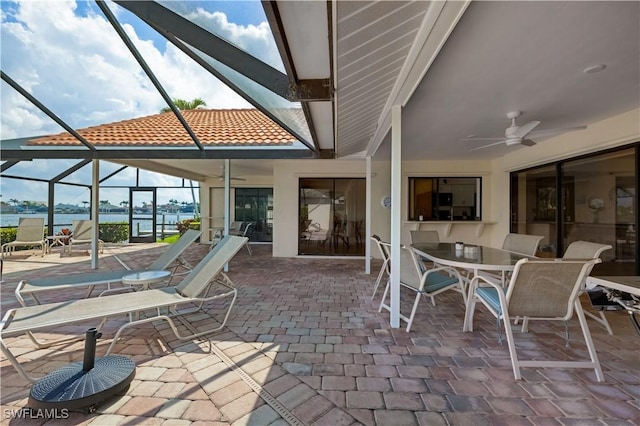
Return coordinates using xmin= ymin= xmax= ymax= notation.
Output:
xmin=528 ymin=125 xmax=587 ymax=139
xmin=461 ymin=137 xmax=504 ymax=141
xmin=512 ymin=120 xmax=541 ymax=138
xmin=520 ymin=139 xmax=536 ymax=147
xmin=469 ymin=141 xmax=505 ymax=152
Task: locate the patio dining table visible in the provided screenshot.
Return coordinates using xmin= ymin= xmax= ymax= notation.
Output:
xmin=410 ymin=242 xmax=537 ymax=326
xmin=410 ymin=242 xmax=537 ymax=280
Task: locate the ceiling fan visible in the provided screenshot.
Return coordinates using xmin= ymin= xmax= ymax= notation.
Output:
xmin=212 ymin=165 xmax=246 ymax=181
xmin=462 ymin=111 xmax=587 ymax=152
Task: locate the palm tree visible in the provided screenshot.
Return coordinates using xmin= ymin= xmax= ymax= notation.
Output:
xmin=82 ymin=201 xmax=89 ymax=213
xmin=99 ymin=200 xmax=110 ymax=213
xmin=160 ymin=98 xmax=207 ymax=113
xmin=120 ymin=200 xmax=129 ymax=212
xmin=169 ymin=199 xmax=179 ymax=213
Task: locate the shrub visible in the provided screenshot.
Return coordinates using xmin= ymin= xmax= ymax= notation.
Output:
xmin=176 ymin=219 xmax=200 ymax=235
xmin=0 ymin=227 xmax=18 ymax=246
xmin=99 ymin=222 xmax=129 ymax=243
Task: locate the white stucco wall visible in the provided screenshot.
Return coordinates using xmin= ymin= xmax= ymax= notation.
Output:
xmin=200 ymin=108 xmax=639 ymax=259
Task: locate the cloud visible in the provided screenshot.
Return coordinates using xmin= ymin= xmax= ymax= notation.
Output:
xmin=0 ymin=0 xmax=268 ymax=140
xmin=0 ymin=0 xmax=281 ymax=205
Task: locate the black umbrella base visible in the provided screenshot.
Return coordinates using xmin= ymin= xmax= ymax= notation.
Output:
xmin=29 ymin=355 xmax=135 ymax=413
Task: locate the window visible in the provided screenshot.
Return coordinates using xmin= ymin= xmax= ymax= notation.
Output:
xmin=408 ymin=177 xmax=481 ymax=221
xmin=510 ymin=144 xmax=637 ymax=275
xmin=234 ymin=188 xmax=273 ymax=242
xmin=299 ymin=178 xmax=365 ymax=256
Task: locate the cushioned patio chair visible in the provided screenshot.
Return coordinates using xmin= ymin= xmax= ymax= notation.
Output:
xmin=371 ymin=235 xmax=391 ymax=300
xmin=379 ymin=245 xmax=465 ymax=332
xmin=16 ymin=229 xmax=202 ymax=306
xmin=1 ymin=217 xmax=47 ymax=258
xmin=463 ymin=258 xmax=604 ymax=382
xmin=68 ymin=220 xmax=104 ymax=254
xmin=1 ymin=234 xmax=247 ymax=383
xmin=517 ymin=240 xmax=614 ymax=332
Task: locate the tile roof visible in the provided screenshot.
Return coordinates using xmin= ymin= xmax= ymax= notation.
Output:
xmin=27 ymin=109 xmax=298 ymax=147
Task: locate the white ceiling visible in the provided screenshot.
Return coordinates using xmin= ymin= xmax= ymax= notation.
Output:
xmin=117 ymin=1 xmax=640 ymax=181
xmin=282 ymin=0 xmax=640 ymax=162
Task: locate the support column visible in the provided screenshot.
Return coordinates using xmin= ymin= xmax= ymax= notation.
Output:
xmin=390 ymin=105 xmax=402 ymax=328
xmin=365 ymin=156 xmax=372 ymax=274
xmin=223 ymin=159 xmax=230 ymax=272
xmin=91 ymin=160 xmax=99 ymax=269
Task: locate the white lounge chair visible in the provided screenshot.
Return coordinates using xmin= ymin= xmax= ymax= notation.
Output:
xmin=1 ymin=217 xmax=47 ymax=258
xmin=463 ymin=258 xmax=604 ymax=382
xmin=16 ymin=229 xmax=202 ymax=306
xmin=0 ymin=234 xmax=248 ymax=383
xmin=68 ymin=220 xmax=104 ymax=254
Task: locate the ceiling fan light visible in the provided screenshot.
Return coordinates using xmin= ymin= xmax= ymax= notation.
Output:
xmin=505 ymin=138 xmax=522 ymax=146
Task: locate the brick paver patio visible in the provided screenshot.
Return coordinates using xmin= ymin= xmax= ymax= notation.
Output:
xmin=0 ymin=242 xmax=638 ymax=425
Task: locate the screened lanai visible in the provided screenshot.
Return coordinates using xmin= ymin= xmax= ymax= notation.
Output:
xmin=1 ymin=1 xmax=332 ymax=254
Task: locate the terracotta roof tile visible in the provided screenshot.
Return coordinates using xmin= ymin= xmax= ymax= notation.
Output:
xmin=28 ymin=109 xmax=298 ymax=147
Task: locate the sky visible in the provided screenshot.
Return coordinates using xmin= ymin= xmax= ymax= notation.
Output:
xmin=0 ymin=0 xmax=282 ymax=205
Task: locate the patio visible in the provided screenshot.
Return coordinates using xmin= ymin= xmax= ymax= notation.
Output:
xmin=0 ymin=242 xmax=638 ymax=425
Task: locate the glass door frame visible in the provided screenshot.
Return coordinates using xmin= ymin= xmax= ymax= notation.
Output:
xmin=129 ymin=187 xmax=157 ymax=243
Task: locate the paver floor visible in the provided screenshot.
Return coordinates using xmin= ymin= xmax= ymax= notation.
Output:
xmin=0 ymin=242 xmax=638 ymax=425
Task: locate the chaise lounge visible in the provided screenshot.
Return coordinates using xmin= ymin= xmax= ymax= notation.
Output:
xmin=0 ymin=234 xmax=248 ymax=383
xmin=15 ymin=229 xmax=202 ymax=306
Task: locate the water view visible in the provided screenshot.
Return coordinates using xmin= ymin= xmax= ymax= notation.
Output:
xmin=0 ymin=213 xmax=197 ymax=234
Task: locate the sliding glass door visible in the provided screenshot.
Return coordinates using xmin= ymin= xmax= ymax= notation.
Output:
xmin=299 ymin=178 xmax=366 ymax=256
xmin=511 ymin=144 xmax=637 ymax=275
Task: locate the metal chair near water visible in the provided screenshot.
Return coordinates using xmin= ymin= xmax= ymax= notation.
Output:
xmin=1 ymin=217 xmax=47 ymax=258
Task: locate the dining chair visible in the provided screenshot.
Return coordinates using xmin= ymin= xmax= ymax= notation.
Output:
xmin=378 ymin=245 xmax=465 ymax=332
xmin=480 ymin=233 xmax=544 ymax=286
xmin=409 ymin=230 xmax=439 ymax=244
xmin=371 ymin=235 xmax=391 ymax=300
xmin=564 ymin=241 xmax=613 ymax=333
xmin=229 ymin=222 xmax=253 ymax=255
xmin=502 ymin=233 xmax=544 ymax=256
xmin=464 ymin=258 xmax=604 ymax=382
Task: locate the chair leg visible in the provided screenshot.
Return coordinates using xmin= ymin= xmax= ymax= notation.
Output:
xmin=501 ymin=313 xmax=522 ymax=380
xmin=463 ymin=289 xmax=477 ymax=332
xmin=406 ymin=291 xmax=423 ymax=332
xmin=378 ymin=282 xmax=390 ymax=313
xmin=574 ymin=300 xmax=605 ymax=382
xmin=584 ymin=309 xmax=614 ymax=335
xmin=371 ymin=261 xmax=387 ymax=300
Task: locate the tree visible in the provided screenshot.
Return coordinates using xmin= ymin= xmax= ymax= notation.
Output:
xmin=82 ymin=201 xmax=89 ymax=212
xmin=99 ymin=200 xmax=110 ymax=213
xmin=169 ymin=199 xmax=179 ymax=213
xmin=160 ymin=98 xmax=207 ymax=113
xmin=9 ymin=198 xmax=19 ymax=207
xmin=120 ymin=200 xmax=129 ymax=212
